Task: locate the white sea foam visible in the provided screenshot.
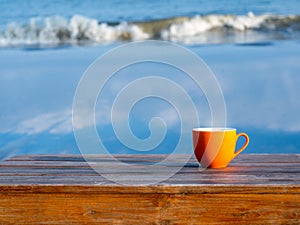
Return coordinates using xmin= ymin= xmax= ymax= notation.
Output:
xmin=152 ymin=12 xmax=300 ymax=45
xmin=161 ymin=12 xmax=281 ymax=43
xmin=0 ymin=15 xmax=149 ymax=47
xmin=0 ymin=13 xmax=299 ymax=47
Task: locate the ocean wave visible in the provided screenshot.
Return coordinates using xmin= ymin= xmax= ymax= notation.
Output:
xmin=0 ymin=12 xmax=300 ymax=47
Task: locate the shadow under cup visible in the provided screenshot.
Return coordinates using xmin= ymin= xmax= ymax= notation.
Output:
xmin=192 ymin=128 xmax=249 ymax=169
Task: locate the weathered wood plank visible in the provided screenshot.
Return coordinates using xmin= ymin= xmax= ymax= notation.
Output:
xmin=0 ymin=154 xmax=299 ymax=186
xmin=0 ymin=191 xmax=299 ymax=224
xmin=0 ymin=175 xmax=298 ymax=185
xmin=0 ymin=154 xmax=299 ymax=224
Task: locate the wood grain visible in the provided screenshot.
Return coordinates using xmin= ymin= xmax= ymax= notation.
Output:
xmin=0 ymin=154 xmax=299 ymax=224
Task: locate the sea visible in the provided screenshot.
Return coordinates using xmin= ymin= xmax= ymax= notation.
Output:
xmin=0 ymin=0 xmax=300 ymax=159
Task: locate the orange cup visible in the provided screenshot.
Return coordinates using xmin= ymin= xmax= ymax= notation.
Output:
xmin=192 ymin=128 xmax=249 ymax=168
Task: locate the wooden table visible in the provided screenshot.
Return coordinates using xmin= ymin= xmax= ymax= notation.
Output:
xmin=0 ymin=154 xmax=299 ymax=224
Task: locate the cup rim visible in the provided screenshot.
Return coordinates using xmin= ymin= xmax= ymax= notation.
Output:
xmin=192 ymin=127 xmax=236 ymax=132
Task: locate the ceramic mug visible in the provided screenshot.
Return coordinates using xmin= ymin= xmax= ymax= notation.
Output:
xmin=192 ymin=128 xmax=249 ymax=168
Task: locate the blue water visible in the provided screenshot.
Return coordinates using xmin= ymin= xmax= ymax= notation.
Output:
xmin=0 ymin=0 xmax=300 ymax=158
xmin=1 ymin=0 xmax=300 ymax=26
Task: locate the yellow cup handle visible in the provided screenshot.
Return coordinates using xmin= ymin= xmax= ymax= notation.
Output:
xmin=234 ymin=132 xmax=249 ymax=157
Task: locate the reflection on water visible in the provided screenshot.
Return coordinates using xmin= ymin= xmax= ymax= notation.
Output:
xmin=0 ymin=41 xmax=300 ymax=158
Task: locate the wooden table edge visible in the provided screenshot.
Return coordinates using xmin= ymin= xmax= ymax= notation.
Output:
xmin=0 ymin=184 xmax=299 ymax=194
